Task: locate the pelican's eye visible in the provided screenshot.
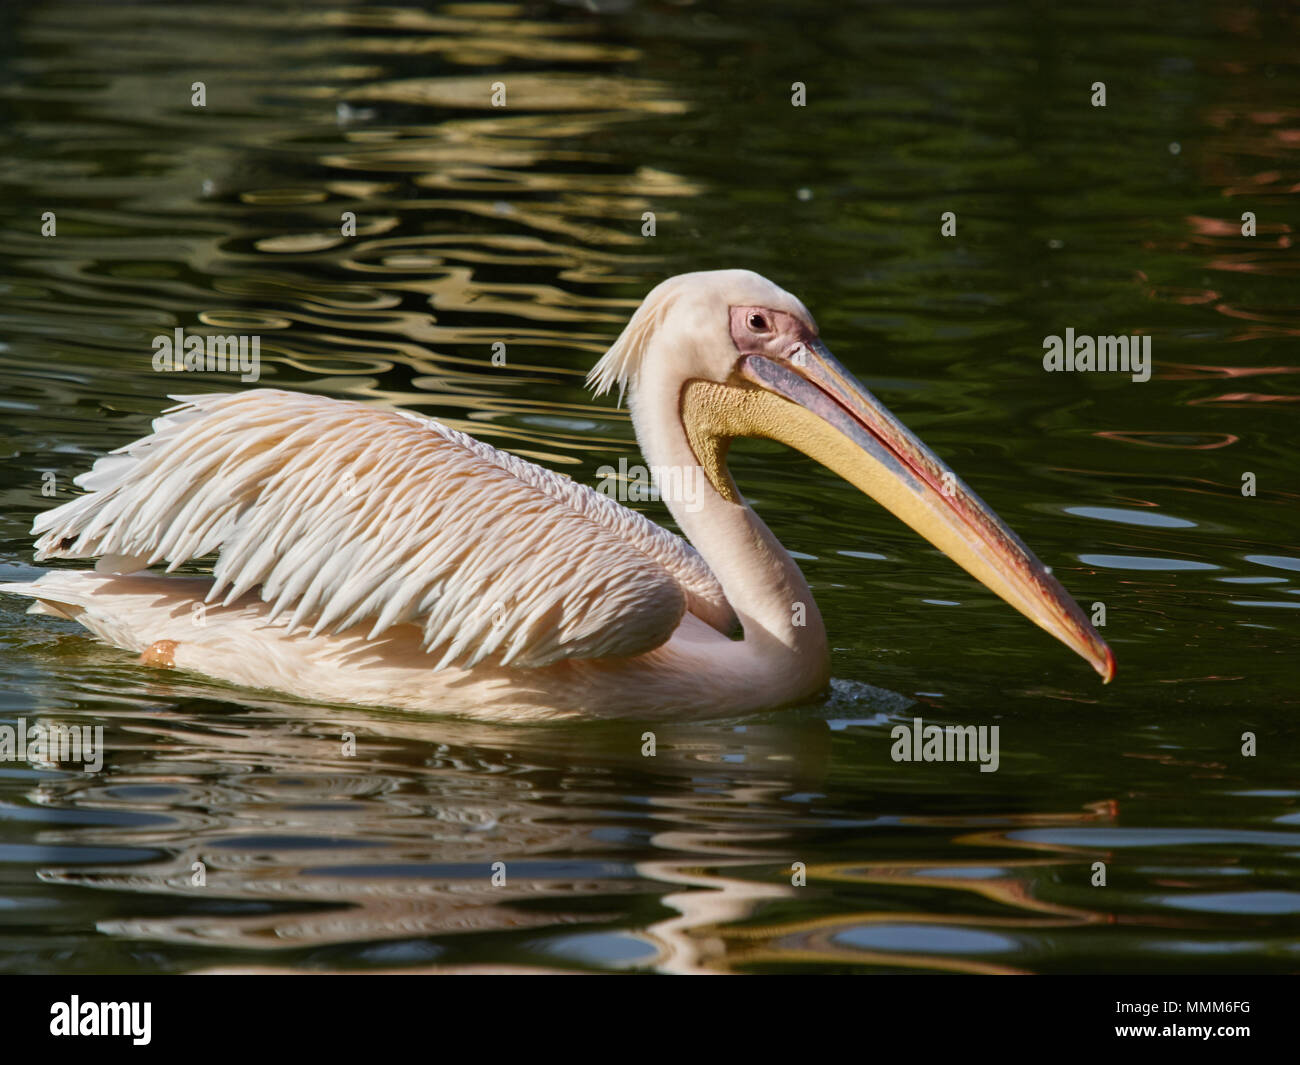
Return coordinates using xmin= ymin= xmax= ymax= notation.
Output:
xmin=748 ymin=312 xmax=769 ymax=332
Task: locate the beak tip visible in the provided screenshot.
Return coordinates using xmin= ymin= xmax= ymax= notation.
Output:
xmin=1096 ymin=642 xmax=1116 ymax=684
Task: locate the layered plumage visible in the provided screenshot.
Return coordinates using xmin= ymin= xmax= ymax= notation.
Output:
xmin=26 ymin=390 xmax=734 ymax=671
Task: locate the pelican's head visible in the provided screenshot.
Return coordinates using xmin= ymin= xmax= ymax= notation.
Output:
xmin=590 ymin=269 xmax=1114 ymax=683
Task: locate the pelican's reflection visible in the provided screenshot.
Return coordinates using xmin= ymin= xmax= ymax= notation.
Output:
xmin=27 ymin=682 xmax=828 ymax=969
xmin=25 ymin=679 xmax=1118 ymax=973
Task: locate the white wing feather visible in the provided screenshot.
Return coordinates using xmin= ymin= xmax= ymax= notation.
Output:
xmin=32 ymin=390 xmax=735 ymax=669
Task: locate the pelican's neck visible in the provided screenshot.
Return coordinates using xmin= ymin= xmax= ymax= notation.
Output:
xmin=628 ymin=376 xmax=829 ymax=687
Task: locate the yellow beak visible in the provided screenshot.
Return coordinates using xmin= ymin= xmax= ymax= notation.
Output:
xmin=736 ymin=342 xmax=1114 ymax=683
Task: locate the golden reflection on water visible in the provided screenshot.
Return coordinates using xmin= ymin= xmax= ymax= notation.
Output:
xmin=3 ymin=0 xmax=692 ymax=472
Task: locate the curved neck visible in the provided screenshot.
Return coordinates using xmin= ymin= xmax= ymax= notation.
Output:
xmin=627 ymin=375 xmax=829 ymax=684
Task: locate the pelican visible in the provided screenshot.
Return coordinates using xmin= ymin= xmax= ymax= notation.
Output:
xmin=1 ymin=270 xmax=1113 ymax=721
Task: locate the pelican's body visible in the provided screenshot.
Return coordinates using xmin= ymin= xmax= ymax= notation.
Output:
xmin=2 ymin=271 xmax=1112 ymax=721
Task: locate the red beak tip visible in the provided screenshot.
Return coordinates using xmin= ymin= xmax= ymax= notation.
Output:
xmin=1097 ymin=644 xmax=1117 ymax=684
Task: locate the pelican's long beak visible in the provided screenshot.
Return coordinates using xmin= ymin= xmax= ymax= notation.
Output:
xmin=737 ymin=343 xmax=1114 ymax=682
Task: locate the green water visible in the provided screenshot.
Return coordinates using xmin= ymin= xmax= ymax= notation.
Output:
xmin=0 ymin=0 xmax=1297 ymax=973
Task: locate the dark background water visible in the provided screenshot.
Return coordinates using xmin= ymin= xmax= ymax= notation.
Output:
xmin=0 ymin=0 xmax=1297 ymax=973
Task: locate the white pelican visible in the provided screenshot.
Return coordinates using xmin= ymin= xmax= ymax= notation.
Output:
xmin=2 ymin=270 xmax=1113 ymax=721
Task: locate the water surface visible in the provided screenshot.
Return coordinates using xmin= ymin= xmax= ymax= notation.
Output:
xmin=0 ymin=0 xmax=1297 ymax=973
